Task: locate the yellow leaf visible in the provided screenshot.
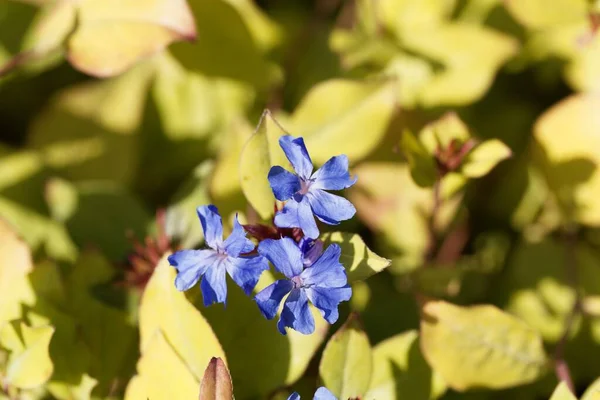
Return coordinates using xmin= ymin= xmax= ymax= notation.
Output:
xmin=124 ymin=330 xmax=199 ymax=400
xmin=68 ymin=0 xmax=196 ymax=77
xmin=549 ymin=382 xmax=578 ymax=400
xmin=504 ymin=0 xmax=587 ymax=29
xmin=319 ymin=314 xmax=373 ymax=399
xmin=420 ymin=112 xmax=471 ymax=154
xmin=582 ymin=377 xmax=600 ymax=400
xmin=4 ymin=322 xmax=55 ymax=389
xmin=21 ymin=1 xmax=75 ymax=55
xmin=239 ymin=111 xmax=288 ymax=220
xmin=321 ymin=231 xmax=391 ymax=282
xmin=0 ymin=218 xmax=35 ymax=324
xmin=290 ymin=79 xmax=397 ymax=164
xmin=533 ymin=94 xmax=600 ymax=225
xmin=461 ymin=139 xmax=512 ymax=178
xmin=420 ymin=300 xmax=548 ymax=390
xmin=139 ymin=255 xmax=226 ymax=381
xmin=365 ymin=330 xmax=447 ymax=400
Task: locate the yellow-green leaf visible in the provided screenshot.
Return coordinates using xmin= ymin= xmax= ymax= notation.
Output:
xmin=124 ymin=330 xmax=199 ymax=400
xmin=290 ymin=79 xmax=397 ymax=164
xmin=321 ymin=231 xmax=391 ymax=282
xmin=0 ymin=218 xmax=35 ymax=324
xmin=533 ymin=94 xmax=600 ymax=225
xmin=582 ymin=376 xmax=600 ymax=400
xmin=402 ymin=129 xmax=438 ymax=187
xmin=365 ymin=330 xmax=447 ymax=400
xmin=68 ymin=0 xmax=196 ymax=77
xmin=549 ymin=382 xmax=578 ymax=400
xmin=319 ymin=314 xmax=373 ymax=399
xmin=139 ymin=255 xmax=226 ymax=381
xmin=4 ymin=322 xmax=55 ymax=389
xmin=199 ymin=357 xmax=234 ymax=400
xmin=420 ymin=112 xmax=471 ymax=154
xmin=503 ymin=0 xmax=587 ymax=29
xmin=239 ymin=111 xmax=288 ymax=220
xmin=420 ymin=300 xmax=548 ymax=390
xmin=461 ymin=138 xmax=512 ymax=178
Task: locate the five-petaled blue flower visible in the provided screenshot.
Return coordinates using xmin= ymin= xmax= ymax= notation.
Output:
xmin=254 ymin=237 xmax=352 ymax=335
xmin=287 ymin=387 xmax=337 ymax=400
xmin=268 ymin=135 xmax=357 ymax=239
xmin=168 ymin=205 xmax=268 ymax=306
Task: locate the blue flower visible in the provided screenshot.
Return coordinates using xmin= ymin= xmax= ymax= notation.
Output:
xmin=254 ymin=237 xmax=352 ymax=335
xmin=168 ymin=205 xmax=269 ymax=306
xmin=287 ymin=387 xmax=337 ymax=400
xmin=268 ymin=136 xmax=357 ymax=238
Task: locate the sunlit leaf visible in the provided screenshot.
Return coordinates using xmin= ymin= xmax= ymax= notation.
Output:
xmin=289 ymin=79 xmax=397 ymax=164
xmin=461 ymin=139 xmax=512 ymax=178
xmin=582 ymin=377 xmax=600 ymax=400
xmin=68 ymin=0 xmax=196 ymax=77
xmin=365 ymin=330 xmax=447 ymax=400
xmin=239 ymin=111 xmax=288 ymax=220
xmin=199 ymin=357 xmax=234 ymax=400
xmin=0 ymin=218 xmax=34 ymax=324
xmin=420 ymin=300 xmax=548 ymax=390
xmin=3 ymin=322 xmax=54 ymax=389
xmin=321 ymin=231 xmax=391 ymax=282
xmin=139 ymin=255 xmax=226 ymax=381
xmin=319 ymin=314 xmax=373 ymax=399
xmin=503 ymin=0 xmax=587 ymax=29
xmin=549 ymin=382 xmax=577 ymax=400
xmin=124 ymin=330 xmax=199 ymax=400
xmin=533 ymin=94 xmax=600 ymax=225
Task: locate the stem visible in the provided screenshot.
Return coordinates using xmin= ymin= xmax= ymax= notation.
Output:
xmin=554 ymin=227 xmax=582 ymax=395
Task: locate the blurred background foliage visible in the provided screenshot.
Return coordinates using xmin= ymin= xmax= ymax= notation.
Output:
xmin=1 ymin=0 xmax=600 ymax=399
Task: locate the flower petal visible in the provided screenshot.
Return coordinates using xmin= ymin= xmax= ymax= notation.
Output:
xmin=314 ymin=387 xmax=337 ymax=400
xmin=300 ymin=244 xmax=347 ymax=288
xmin=257 ymin=237 xmax=304 ymax=278
xmin=274 ymin=196 xmax=319 ymax=239
xmin=311 ymin=155 xmax=357 ymax=191
xmin=226 ymin=255 xmax=269 ymax=295
xmin=305 ymin=285 xmax=352 ymax=324
xmin=268 ymin=166 xmax=301 ymax=201
xmin=168 ymin=249 xmax=217 ymax=291
xmin=200 ymin=261 xmax=228 ymax=306
xmin=287 ymin=393 xmax=301 ymax=400
xmin=307 ymin=189 xmax=356 ymax=225
xmin=222 ymin=214 xmax=255 ymax=257
xmin=299 ymin=238 xmax=324 ymax=267
xmin=279 ymin=135 xmax=313 ymax=179
xmin=196 ymin=205 xmax=223 ymax=249
xmin=278 ymin=288 xmax=315 ymax=335
xmin=254 ymin=279 xmax=293 ymax=320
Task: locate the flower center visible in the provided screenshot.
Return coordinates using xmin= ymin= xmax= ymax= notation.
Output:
xmin=291 ymin=275 xmax=304 ymax=289
xmin=298 ymin=178 xmax=313 ymax=195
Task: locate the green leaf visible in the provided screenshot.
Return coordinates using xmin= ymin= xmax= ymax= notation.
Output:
xmin=582 ymin=376 xmax=600 ymax=400
xmin=420 ymin=300 xmax=548 ymax=390
xmin=461 ymin=139 xmax=512 ymax=178
xmin=533 ymin=94 xmax=600 ymax=225
xmin=170 ymin=0 xmax=278 ymax=88
xmin=321 ymin=231 xmax=391 ymax=282
xmin=0 ymin=218 xmax=35 ymax=325
xmin=68 ymin=0 xmax=196 ymax=77
xmin=402 ymin=129 xmax=438 ymax=187
xmin=503 ymin=0 xmax=587 ymax=29
xmin=199 ymin=357 xmax=234 ymax=400
xmin=139 ymin=255 xmax=226 ymax=382
xmin=196 ymin=270 xmax=328 ymax=399
xmin=289 ymin=79 xmax=397 ymax=164
xmin=124 ymin=330 xmax=200 ymax=400
xmin=319 ymin=313 xmax=373 ymax=399
xmin=67 ymin=251 xmax=137 ymax=395
xmin=549 ymin=382 xmax=577 ymax=400
xmin=3 ymin=322 xmax=55 ymax=389
xmin=239 ymin=111 xmax=288 ymax=220
xmin=365 ymin=330 xmax=446 ymax=400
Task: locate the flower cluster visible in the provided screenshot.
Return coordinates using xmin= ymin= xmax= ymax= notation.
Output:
xmin=288 ymin=386 xmax=337 ymax=400
xmin=168 ymin=135 xmax=357 ymax=334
